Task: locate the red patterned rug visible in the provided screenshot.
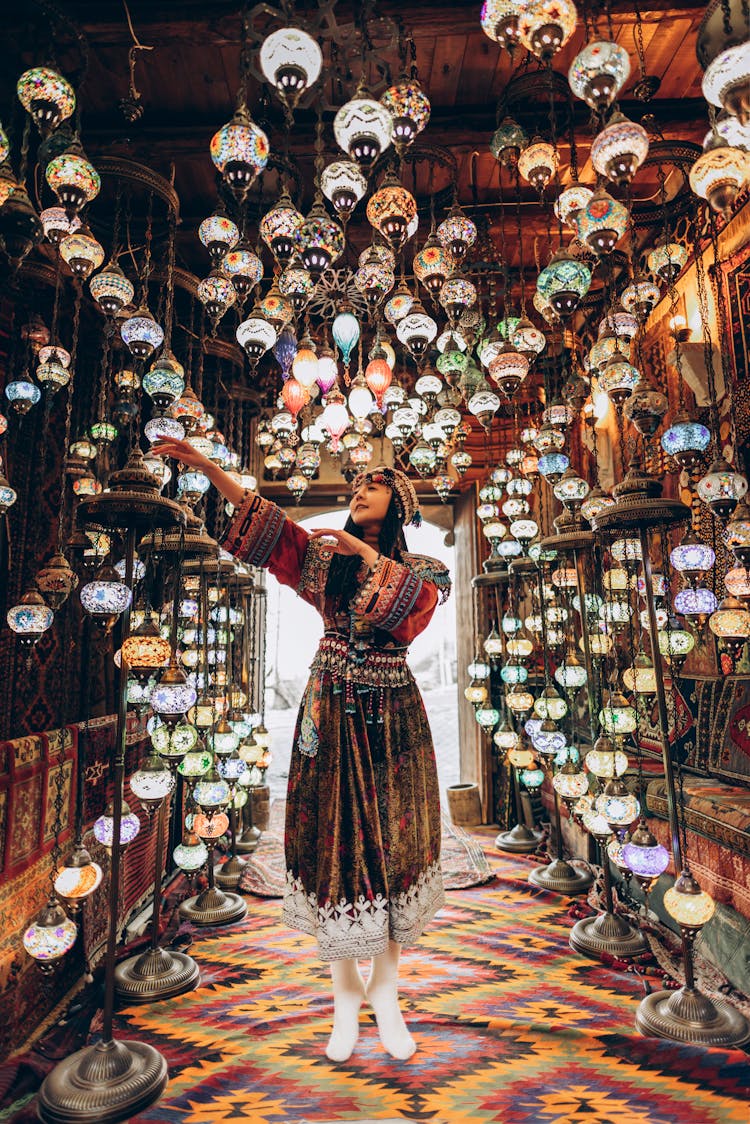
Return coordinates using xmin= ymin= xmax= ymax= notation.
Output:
xmin=238 ymin=801 xmax=494 ymax=897
xmin=99 ymin=841 xmax=750 ymax=1124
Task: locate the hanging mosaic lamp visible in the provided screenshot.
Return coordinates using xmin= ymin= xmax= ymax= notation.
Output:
xmin=647 ymin=238 xmax=688 ymax=283
xmin=236 ymin=305 xmax=278 ymax=366
xmin=330 ymin=310 xmax=359 ymax=366
xmin=334 ymin=88 xmax=394 ymax=167
xmin=45 ymin=143 xmax=101 ymax=219
xmin=437 ymin=202 xmax=477 ymax=261
xmin=17 ymin=66 xmax=75 ymax=133
xmin=697 ymin=455 xmax=748 ymax=519
xmin=320 ymin=160 xmax=368 ymax=220
xmin=355 ymin=247 xmax=396 ymax=308
xmin=660 ymin=411 xmax=711 ymax=467
xmin=0 ymin=460 xmax=17 ymax=515
xmin=198 ymin=211 xmax=239 ymax=264
xmin=413 ymin=233 xmax=454 ymax=298
xmin=210 ymin=106 xmax=269 ymax=197
xmin=89 ymin=260 xmax=135 ymax=316
xmin=0 ymin=186 xmax=43 ymax=266
xmin=480 ymin=0 xmax=523 ymax=49
xmin=467 ymin=388 xmax=501 ymax=431
xmin=568 ymin=40 xmax=631 ymax=112
xmin=367 ymin=171 xmax=417 ymax=249
xmin=36 ymin=346 xmax=71 ymax=393
xmin=396 ymin=299 xmax=438 ymax=358
xmin=59 ymin=225 xmax=105 ymax=280
xmin=518 ymin=136 xmax=559 ymax=193
xmin=490 ymin=116 xmax=529 ymax=167
xmin=279 ymin=259 xmax=315 ymax=313
xmin=518 ymin=0 xmax=578 ymax=60
xmin=689 ymin=131 xmax=750 ymax=216
xmin=599 ymin=350 xmax=641 ymax=406
xmin=554 ymin=183 xmax=594 ymax=229
xmin=724 ymin=498 xmax=750 ymax=567
xmin=120 ymin=306 xmax=164 ymax=361
xmin=222 ymin=241 xmax=263 ymax=302
xmin=575 ymin=185 xmax=629 ymax=255
xmin=536 ymin=249 xmax=591 ymax=317
xmin=320 ymin=386 xmax=351 ymax=453
xmin=259 ymin=190 xmax=303 ymax=263
xmin=197 ymin=269 xmax=237 ymax=325
xmin=381 ymin=76 xmax=431 ymax=150
xmin=5 ymin=376 xmax=41 ymax=414
xmin=80 ymin=564 xmax=132 ymax=633
xmin=299 ymin=196 xmax=345 ymax=274
xmin=7 ymin=589 xmax=54 ymax=647
xmin=591 ymin=112 xmax=649 ymax=186
xmin=702 ymin=43 xmax=750 ymax=125
xmin=259 ymin=26 xmax=322 ymax=104
xmin=488 ymin=342 xmax=529 ymax=396
xmin=40 ymin=207 xmax=79 ymax=246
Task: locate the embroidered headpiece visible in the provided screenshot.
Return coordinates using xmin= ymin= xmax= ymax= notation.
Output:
xmin=352 ymin=466 xmax=422 ymax=527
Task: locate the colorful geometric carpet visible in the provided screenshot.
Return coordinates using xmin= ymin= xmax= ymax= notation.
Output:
xmin=110 ymin=845 xmax=750 ymax=1123
xmin=238 ymin=802 xmax=494 ymax=897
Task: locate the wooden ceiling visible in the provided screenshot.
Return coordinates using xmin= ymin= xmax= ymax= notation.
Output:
xmin=3 ymin=0 xmax=710 ymax=274
xmin=1 ymin=1 xmax=714 ymax=478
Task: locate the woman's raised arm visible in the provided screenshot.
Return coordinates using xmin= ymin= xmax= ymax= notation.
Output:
xmin=151 ymin=438 xmax=247 ymax=508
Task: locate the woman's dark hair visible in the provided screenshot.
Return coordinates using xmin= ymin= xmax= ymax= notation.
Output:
xmin=325 ymin=493 xmax=407 ymax=608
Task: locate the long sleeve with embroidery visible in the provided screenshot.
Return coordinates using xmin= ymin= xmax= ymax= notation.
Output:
xmin=350 ymin=554 xmax=450 ymax=646
xmin=222 ymin=492 xmax=309 ymax=590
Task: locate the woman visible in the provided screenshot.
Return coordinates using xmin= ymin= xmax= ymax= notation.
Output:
xmin=154 ymin=439 xmax=450 ymax=1062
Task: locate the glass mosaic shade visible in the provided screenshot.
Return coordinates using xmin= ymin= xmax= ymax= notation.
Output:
xmin=299 ymin=201 xmax=345 ymax=273
xmin=575 ymin=187 xmax=628 ymax=254
xmin=46 ymin=150 xmax=100 ymax=212
xmin=17 ymin=67 xmax=76 ymax=132
xmin=518 ymin=0 xmax=577 ymax=59
xmin=568 ymin=40 xmax=630 ymax=111
xmin=174 ymin=836 xmax=208 ymax=872
xmin=23 ymin=902 xmax=77 ymax=963
xmin=94 ymin=802 xmax=141 ymax=847
xmin=259 ymin=27 xmax=322 ymax=98
xmin=664 ymin=874 xmax=715 ymax=929
xmin=381 ymin=77 xmax=431 ymax=148
xmin=60 ymin=226 xmax=105 ymax=279
xmin=536 ymin=251 xmax=591 ymax=316
xmin=437 ymin=205 xmax=477 ymax=259
xmin=259 ymin=192 xmax=303 ymax=261
xmin=591 ymin=113 xmax=649 ymax=185
xmin=490 ymin=117 xmax=529 ymax=165
xmin=121 ymin=308 xmax=164 ymax=360
xmin=89 ymin=262 xmax=135 ymax=316
xmin=210 ymin=108 xmax=269 ymax=193
xmin=334 ymin=94 xmax=393 ymax=165
xmin=321 ymin=160 xmax=368 ymax=217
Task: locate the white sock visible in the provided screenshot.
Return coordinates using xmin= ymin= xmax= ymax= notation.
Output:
xmin=366 ymin=940 xmax=416 ymax=1060
xmin=326 ymin=958 xmax=365 ymax=1062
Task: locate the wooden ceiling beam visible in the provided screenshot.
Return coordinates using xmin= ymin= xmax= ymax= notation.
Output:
xmin=24 ymin=0 xmax=708 ymax=46
xmin=81 ymin=98 xmax=708 ymax=156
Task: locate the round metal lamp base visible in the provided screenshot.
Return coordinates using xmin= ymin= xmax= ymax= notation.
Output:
xmin=636 ymin=986 xmax=750 ymax=1047
xmin=529 ymin=858 xmax=594 ymax=896
xmin=495 ymin=824 xmax=542 ymax=853
xmin=235 ymin=826 xmax=261 ymax=855
xmin=178 ymin=885 xmax=247 ymax=926
xmin=114 ymin=946 xmax=200 ymax=1003
xmin=215 ymin=855 xmax=246 ymax=890
xmin=37 ymin=1038 xmax=168 ymax=1124
xmin=569 ymin=910 xmax=648 ymax=960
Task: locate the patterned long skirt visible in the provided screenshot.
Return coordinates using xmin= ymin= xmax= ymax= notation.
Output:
xmin=282 ymin=667 xmax=444 ymax=961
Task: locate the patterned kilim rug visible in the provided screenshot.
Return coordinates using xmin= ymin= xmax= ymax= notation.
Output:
xmin=111 ymin=841 xmax=750 ymax=1124
xmin=238 ymin=802 xmax=494 ymax=897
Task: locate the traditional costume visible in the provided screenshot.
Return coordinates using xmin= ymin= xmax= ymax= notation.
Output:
xmin=223 ymin=470 xmax=451 ymax=960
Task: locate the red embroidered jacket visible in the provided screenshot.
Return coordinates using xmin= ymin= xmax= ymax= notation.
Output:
xmin=223 ymin=492 xmax=451 ymax=648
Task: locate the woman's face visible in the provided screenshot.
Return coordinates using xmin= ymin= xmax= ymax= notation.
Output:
xmin=349 ymin=477 xmax=392 ymax=529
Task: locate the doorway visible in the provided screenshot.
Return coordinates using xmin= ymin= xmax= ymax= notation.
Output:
xmin=263 ymin=509 xmax=459 ymax=804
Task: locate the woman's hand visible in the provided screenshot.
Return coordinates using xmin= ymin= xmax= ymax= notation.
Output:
xmin=151 ymin=438 xmax=212 ymax=472
xmin=150 ymin=438 xmax=247 ymax=507
xmin=309 ymin=528 xmax=379 ymax=569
